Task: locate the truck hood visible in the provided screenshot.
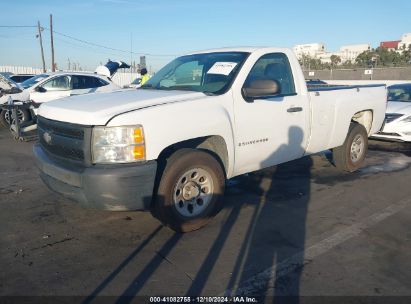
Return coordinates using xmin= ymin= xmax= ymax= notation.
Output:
xmin=386 ymin=101 xmax=411 ymax=115
xmin=38 ymin=89 xmax=206 ymax=125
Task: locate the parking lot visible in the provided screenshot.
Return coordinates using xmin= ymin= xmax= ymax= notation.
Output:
xmin=0 ymin=127 xmax=411 ymax=299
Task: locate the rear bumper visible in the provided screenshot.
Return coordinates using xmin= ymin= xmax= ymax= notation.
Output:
xmin=33 ymin=143 xmax=157 ymax=211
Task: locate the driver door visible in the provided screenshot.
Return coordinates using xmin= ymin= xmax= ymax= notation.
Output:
xmin=233 ymin=52 xmax=310 ymax=175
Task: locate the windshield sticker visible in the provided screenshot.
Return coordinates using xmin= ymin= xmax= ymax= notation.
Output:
xmin=207 ymin=62 xmax=238 ymax=76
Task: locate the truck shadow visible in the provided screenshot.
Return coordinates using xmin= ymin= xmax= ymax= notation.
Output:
xmin=83 ymin=126 xmax=311 ymax=303
xmin=368 ymin=139 xmax=411 ymax=157
xmin=186 ymin=126 xmax=310 ymax=302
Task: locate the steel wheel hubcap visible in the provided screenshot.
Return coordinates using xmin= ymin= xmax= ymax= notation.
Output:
xmin=173 ymin=168 xmax=214 ymax=217
xmin=350 ymin=134 xmax=365 ymax=163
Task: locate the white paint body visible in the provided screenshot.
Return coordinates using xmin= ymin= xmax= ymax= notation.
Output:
xmin=37 ymin=47 xmax=387 ymax=178
xmin=372 ymin=101 xmax=411 ymax=142
xmin=0 ymin=72 xmax=120 ymax=115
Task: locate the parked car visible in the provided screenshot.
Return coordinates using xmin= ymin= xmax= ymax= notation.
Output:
xmin=33 ymin=47 xmax=387 ymax=232
xmin=0 ymin=72 xmax=14 ymax=79
xmin=0 ymin=74 xmax=24 ymax=125
xmin=0 ymin=73 xmax=20 ymax=93
xmin=372 ymin=83 xmax=411 ymax=142
xmin=9 ymin=74 xmax=35 ymax=83
xmin=0 ymin=72 xmax=120 ymax=127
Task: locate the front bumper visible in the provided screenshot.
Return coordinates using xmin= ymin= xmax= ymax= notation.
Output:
xmin=371 ymin=124 xmax=411 ymax=143
xmin=371 ymin=132 xmax=411 ymax=142
xmin=33 ymin=143 xmax=157 ymax=211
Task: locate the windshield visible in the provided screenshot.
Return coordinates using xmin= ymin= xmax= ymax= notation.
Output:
xmin=20 ymin=73 xmax=49 ymax=89
xmin=388 ymin=85 xmax=411 ymax=102
xmin=141 ymin=52 xmax=249 ymax=94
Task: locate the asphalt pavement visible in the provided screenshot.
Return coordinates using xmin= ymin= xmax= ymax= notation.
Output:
xmin=0 ymin=128 xmax=410 ymax=301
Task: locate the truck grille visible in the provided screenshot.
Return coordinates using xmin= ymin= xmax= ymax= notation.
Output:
xmin=37 ymin=117 xmax=92 ymax=164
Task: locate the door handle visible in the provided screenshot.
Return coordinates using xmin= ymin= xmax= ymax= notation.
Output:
xmin=287 ymin=107 xmax=303 ymax=113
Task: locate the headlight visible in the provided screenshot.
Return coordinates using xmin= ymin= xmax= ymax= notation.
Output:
xmin=92 ymin=125 xmax=145 ymax=163
xmin=401 ymin=116 xmax=411 ymax=123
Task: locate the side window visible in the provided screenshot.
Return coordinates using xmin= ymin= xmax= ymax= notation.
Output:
xmin=71 ymin=76 xmax=108 ymax=90
xmin=71 ymin=75 xmax=81 ymax=90
xmin=96 ymin=77 xmax=109 ymax=87
xmin=42 ymin=76 xmax=71 ymax=91
xmin=245 ymin=53 xmax=295 ymax=95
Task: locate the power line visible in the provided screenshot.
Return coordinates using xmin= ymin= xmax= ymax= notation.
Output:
xmin=0 ymin=24 xmax=179 ymax=57
xmin=43 ymin=27 xmax=177 ymax=57
xmin=49 ymin=29 xmax=178 ymax=57
xmin=53 ymin=36 xmax=130 ymax=58
xmin=0 ymin=25 xmax=37 ymax=28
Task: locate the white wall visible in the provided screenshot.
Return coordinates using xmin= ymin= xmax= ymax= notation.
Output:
xmin=0 ymin=65 xmax=44 ymax=75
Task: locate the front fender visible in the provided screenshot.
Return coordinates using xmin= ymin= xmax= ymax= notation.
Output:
xmin=107 ymin=95 xmax=236 ymax=177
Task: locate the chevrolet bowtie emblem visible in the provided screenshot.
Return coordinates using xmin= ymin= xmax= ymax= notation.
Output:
xmin=43 ymin=132 xmax=52 ymax=145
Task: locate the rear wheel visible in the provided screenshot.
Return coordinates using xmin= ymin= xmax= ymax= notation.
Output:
xmin=332 ymin=122 xmax=368 ymax=172
xmin=153 ymin=149 xmax=225 ymax=232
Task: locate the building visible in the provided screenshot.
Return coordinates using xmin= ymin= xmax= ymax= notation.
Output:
xmin=293 ymin=43 xmax=326 ymax=59
xmin=317 ymin=52 xmax=339 ymax=64
xmin=338 ymin=44 xmax=370 ymax=62
xmin=380 ymin=40 xmax=401 ymax=50
xmin=316 ymin=44 xmax=370 ymax=64
xmin=139 ymin=56 xmax=146 ymax=69
xmin=398 ymin=33 xmax=411 ymax=51
xmin=293 ymin=43 xmax=370 ymax=65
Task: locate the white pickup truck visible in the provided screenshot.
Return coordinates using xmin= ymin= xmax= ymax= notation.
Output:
xmin=33 ymin=47 xmax=387 ymax=232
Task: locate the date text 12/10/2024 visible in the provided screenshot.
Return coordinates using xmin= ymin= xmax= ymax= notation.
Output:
xmin=149 ymin=296 xmax=258 ymax=303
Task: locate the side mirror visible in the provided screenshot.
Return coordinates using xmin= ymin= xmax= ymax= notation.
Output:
xmin=35 ymin=86 xmax=47 ymax=93
xmin=242 ymin=80 xmax=280 ymax=101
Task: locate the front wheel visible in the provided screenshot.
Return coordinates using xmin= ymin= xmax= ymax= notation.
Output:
xmin=0 ymin=109 xmax=30 ymax=128
xmin=332 ymin=122 xmax=368 ymax=172
xmin=153 ymin=149 xmax=225 ymax=232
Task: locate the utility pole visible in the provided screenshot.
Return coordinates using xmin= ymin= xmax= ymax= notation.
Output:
xmin=37 ymin=21 xmax=46 ymax=72
xmin=50 ymin=14 xmax=55 ymax=72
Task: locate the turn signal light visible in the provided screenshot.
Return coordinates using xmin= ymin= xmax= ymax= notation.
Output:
xmin=134 ymin=127 xmax=144 ymax=143
xmin=133 ymin=145 xmax=145 ymax=160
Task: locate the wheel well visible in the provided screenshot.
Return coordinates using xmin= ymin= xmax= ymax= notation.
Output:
xmin=157 ymin=136 xmax=229 ymax=176
xmin=351 ymin=110 xmax=373 ymax=134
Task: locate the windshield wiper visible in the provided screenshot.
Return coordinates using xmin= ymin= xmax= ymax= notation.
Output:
xmin=160 ymin=85 xmax=195 ymax=91
xmin=140 ymin=84 xmax=154 ymax=89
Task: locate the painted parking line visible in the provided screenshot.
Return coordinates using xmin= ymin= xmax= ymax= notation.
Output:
xmin=225 ymin=196 xmax=411 ymax=296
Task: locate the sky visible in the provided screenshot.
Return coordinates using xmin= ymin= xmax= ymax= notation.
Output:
xmin=1 ymin=0 xmax=411 ymax=72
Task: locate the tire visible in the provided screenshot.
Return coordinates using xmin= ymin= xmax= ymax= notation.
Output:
xmin=0 ymin=110 xmax=7 ymax=128
xmin=0 ymin=108 xmax=30 ymax=128
xmin=153 ymin=149 xmax=225 ymax=232
xmin=332 ymin=122 xmax=368 ymax=172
